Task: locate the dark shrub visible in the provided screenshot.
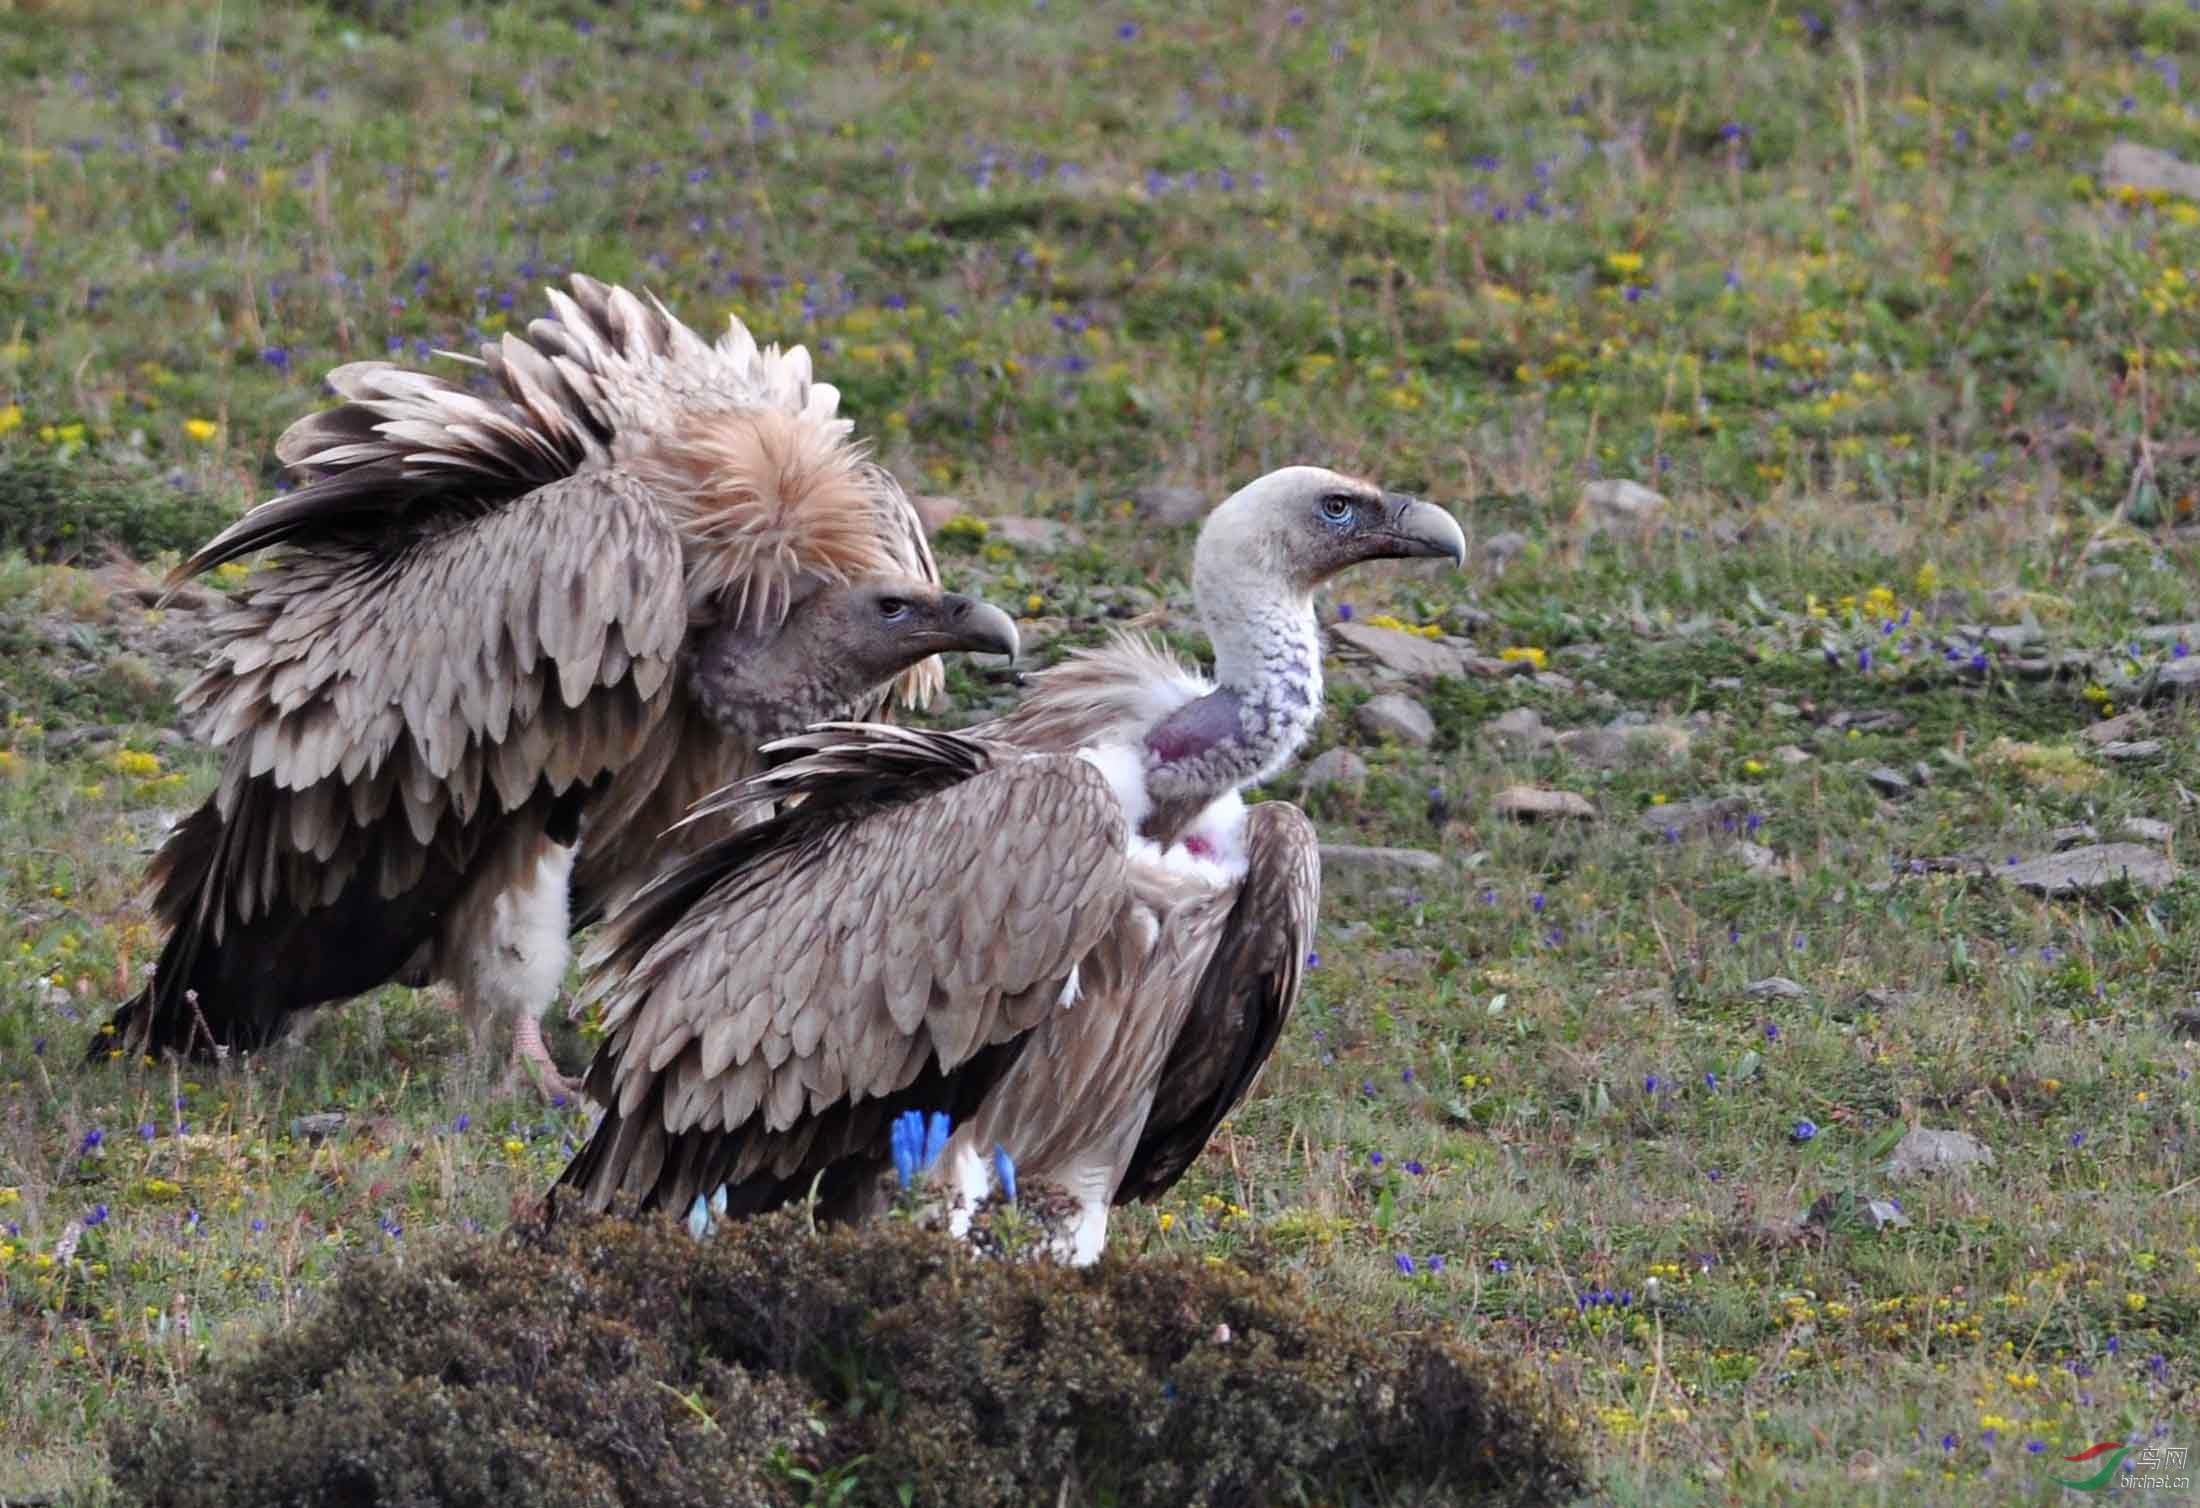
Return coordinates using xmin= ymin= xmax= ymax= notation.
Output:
xmin=0 ymin=453 xmax=235 ymax=565
xmin=106 ymin=1213 xmax=1587 ymax=1508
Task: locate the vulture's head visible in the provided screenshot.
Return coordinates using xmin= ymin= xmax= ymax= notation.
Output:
xmin=1192 ymin=465 xmax=1466 ymax=599
xmin=687 ymin=580 xmax=1019 ymax=738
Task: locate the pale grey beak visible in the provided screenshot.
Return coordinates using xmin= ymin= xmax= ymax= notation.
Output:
xmin=1378 ymin=492 xmax=1468 ymax=566
xmin=939 ymin=595 xmax=1021 ymax=661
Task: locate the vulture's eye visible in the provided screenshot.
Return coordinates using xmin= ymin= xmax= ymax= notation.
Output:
xmin=1318 ymin=493 xmax=1354 ymax=524
xmin=877 ymin=598 xmax=911 ymax=622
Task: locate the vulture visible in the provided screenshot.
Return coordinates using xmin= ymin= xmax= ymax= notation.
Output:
xmin=557 ymin=465 xmax=1465 ymax=1262
xmin=95 ymin=276 xmax=1019 ymax=1095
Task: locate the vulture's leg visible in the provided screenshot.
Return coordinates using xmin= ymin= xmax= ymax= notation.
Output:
xmin=447 ymin=837 xmax=583 ymax=1101
xmin=1045 ymin=1163 xmax=1115 ymax=1268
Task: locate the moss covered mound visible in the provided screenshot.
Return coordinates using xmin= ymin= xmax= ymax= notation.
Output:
xmin=106 ymin=1212 xmax=1587 ymax=1508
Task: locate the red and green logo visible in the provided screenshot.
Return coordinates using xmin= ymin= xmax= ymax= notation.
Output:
xmin=2047 ymin=1441 xmax=2130 ymax=1492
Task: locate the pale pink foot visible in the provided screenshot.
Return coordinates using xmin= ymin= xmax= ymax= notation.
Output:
xmin=501 ymin=1013 xmax=581 ymax=1102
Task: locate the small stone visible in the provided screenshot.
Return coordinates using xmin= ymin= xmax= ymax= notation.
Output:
xmin=1331 ymin=622 xmax=1465 ymax=681
xmin=1445 ymin=603 xmax=1494 ymax=632
xmin=1531 ymin=671 xmax=1578 ymax=693
xmin=1774 ymin=744 xmax=1813 ymax=766
xmin=1582 ymin=478 xmax=1669 ymax=530
xmin=1300 ymin=747 xmax=1369 ymax=795
xmin=1735 ymin=841 xmax=1781 ymax=875
xmin=1865 ymin=766 xmax=1912 ymax=797
xmin=1637 ymin=794 xmax=1750 ymax=841
xmin=2135 ymin=622 xmax=2200 ymax=644
xmin=1482 ymin=530 xmax=1530 ymax=564
xmin=2083 ymin=563 xmax=2126 ymax=585
xmin=1355 ymin=693 xmax=1436 ymax=747
xmin=2140 ymin=657 xmax=2200 ymax=704
xmin=1461 ymin=654 xmax=1534 ymax=678
xmin=2100 ymin=739 xmax=2164 ymax=763
xmin=1848 ymin=987 xmax=1914 ymax=1014
xmin=1862 ymin=1198 xmax=1912 ymax=1231
xmin=1486 ymin=707 xmax=1555 ymax=752
xmin=1910 ymin=761 xmax=1935 ymax=788
xmin=911 ymin=494 xmax=964 ymax=532
xmin=2117 ymin=817 xmax=2174 ymax=844
xmin=1985 ymin=624 xmax=2039 ymax=651
xmin=1743 ymin=976 xmax=1808 ymax=1001
xmin=290 ymin=1112 xmax=348 ymax=1143
xmin=1319 ymin=844 xmax=1443 ymax=887
xmin=2103 ymin=141 xmax=2200 ymax=201
xmin=2172 ymin=1008 xmax=2200 ymax=1041
xmin=1492 ymin=786 xmax=1597 ymax=823
xmin=1886 ymin=1127 xmax=1996 ymax=1180
xmin=2048 ymin=823 xmax=2101 ymax=851
xmin=1131 ymin=483 xmax=1208 ymax=526
xmin=2081 ymin=710 xmax=2147 ymax=745
xmin=2002 ymin=843 xmax=2179 ymax=897
xmin=1708 ymin=676 xmax=1745 ymax=692
xmin=44 ymin=724 xmax=124 ymax=753
xmin=987 ymin=515 xmax=1086 ymax=551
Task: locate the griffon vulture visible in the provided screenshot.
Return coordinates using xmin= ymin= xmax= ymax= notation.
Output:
xmin=557 ymin=465 xmax=1465 ymax=1260
xmin=95 ymin=276 xmax=1018 ymax=1094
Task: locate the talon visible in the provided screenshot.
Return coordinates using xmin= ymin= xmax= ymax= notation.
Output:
xmin=503 ymin=1013 xmax=581 ymax=1102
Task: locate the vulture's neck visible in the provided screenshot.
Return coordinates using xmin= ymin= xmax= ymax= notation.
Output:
xmin=1137 ymin=584 xmax=1320 ymax=847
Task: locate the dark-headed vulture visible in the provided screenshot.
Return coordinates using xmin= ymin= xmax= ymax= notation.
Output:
xmin=96 ymin=276 xmax=1018 ymax=1095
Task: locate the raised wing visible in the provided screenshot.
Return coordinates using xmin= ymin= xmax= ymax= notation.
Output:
xmin=560 ymin=728 xmax=1129 ymax=1215
xmin=1113 ymin=801 xmax=1320 ymax=1203
xmin=115 ymin=471 xmax=687 ymax=1055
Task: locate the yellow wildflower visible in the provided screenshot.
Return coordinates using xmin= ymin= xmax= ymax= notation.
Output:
xmin=1915 ymin=561 xmax=1940 ymax=595
xmin=1157 ymin=1212 xmax=1175 ymax=1233
xmin=111 ymin=749 xmax=160 ymax=778
xmin=503 ymin=1138 xmax=525 ymax=1156
xmin=0 ymin=403 xmax=21 ymax=436
xmin=1024 ymin=593 xmax=1044 ymax=615
xmin=183 ymin=418 xmax=219 ymax=443
xmin=1741 ymin=758 xmax=1767 ymax=777
xmin=1499 ymin=645 xmax=1547 ymax=670
xmin=2126 ymin=1292 xmax=2148 ymax=1311
xmin=1605 ymin=251 xmax=1644 ymax=276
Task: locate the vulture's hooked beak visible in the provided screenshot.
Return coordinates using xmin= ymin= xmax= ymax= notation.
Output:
xmin=936 ymin=594 xmax=1021 ymax=662
xmin=1375 ymin=492 xmax=1468 ymax=566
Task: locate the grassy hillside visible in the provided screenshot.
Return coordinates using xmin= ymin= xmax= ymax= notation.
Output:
xmin=4 ymin=0 xmax=2200 ymax=1502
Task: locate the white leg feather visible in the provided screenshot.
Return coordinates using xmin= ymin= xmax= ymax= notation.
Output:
xmin=451 ymin=843 xmax=580 ymax=1101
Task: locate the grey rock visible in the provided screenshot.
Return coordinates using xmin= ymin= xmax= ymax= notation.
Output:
xmin=1319 ymin=844 xmax=1443 ymax=884
xmin=1862 ymin=1198 xmax=1913 ymax=1231
xmin=289 ymin=1112 xmax=348 ymax=1143
xmin=1774 ymin=744 xmax=1813 ymax=766
xmin=1532 ymin=671 xmax=1579 ymax=694
xmin=1470 ymin=655 xmax=1539 ymax=680
xmin=1848 ymin=986 xmax=1915 ymax=1014
xmin=1735 ymin=840 xmax=1781 ymax=875
xmin=1301 ymin=747 xmax=1369 ymax=795
xmin=987 ymin=515 xmax=1086 ymax=551
xmin=2101 ymin=739 xmax=2164 ymax=763
xmin=2103 ymin=140 xmax=2200 ymax=200
xmin=1557 ymin=720 xmax=1691 ymax=769
xmin=1492 ymin=786 xmax=1597 ymax=822
xmin=1355 ymin=693 xmax=1436 ymax=747
xmin=2140 ymin=657 xmax=2200 ymax=704
xmin=2081 ymin=710 xmax=2148 ymax=745
xmin=1911 ymin=761 xmax=1935 ymax=788
xmin=2002 ymin=843 xmax=2179 ymax=897
xmin=1331 ymin=622 xmax=1465 ymax=681
xmin=2048 ymin=823 xmax=2102 ymax=851
xmin=1886 ymin=1127 xmax=1996 ymax=1179
xmin=2173 ymin=1007 xmax=2200 ymax=1040
xmin=1866 ymin=766 xmax=1912 ymax=797
xmin=1482 ymin=530 xmax=1531 ymax=564
xmin=1446 ymin=603 xmax=1495 ymax=632
xmin=1638 ymin=794 xmax=1751 ymax=841
xmin=1582 ymin=478 xmax=1669 ymax=529
xmin=1708 ymin=676 xmax=1745 ymax=692
xmin=1744 ymin=976 xmax=1809 ymax=1001
xmin=2083 ymin=563 xmax=2126 ymax=585
xmin=2135 ymin=622 xmax=2200 ymax=643
xmin=2117 ymin=817 xmax=2174 ymax=844
xmin=1486 ymin=707 xmax=1555 ymax=752
xmin=1985 ymin=624 xmax=2039 ymax=651
xmin=44 ymin=724 xmax=123 ymax=753
xmin=1132 ymin=483 xmax=1208 ymax=526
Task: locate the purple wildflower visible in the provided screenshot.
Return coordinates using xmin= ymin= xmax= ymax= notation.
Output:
xmin=1792 ymin=1119 xmax=1819 ymax=1142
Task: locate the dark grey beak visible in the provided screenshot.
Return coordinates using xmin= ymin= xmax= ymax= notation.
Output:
xmin=1377 ymin=492 xmax=1467 ymax=566
xmin=937 ymin=594 xmax=1021 ymax=661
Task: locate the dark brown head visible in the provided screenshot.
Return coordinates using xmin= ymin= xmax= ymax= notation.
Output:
xmin=687 ymin=579 xmax=1018 ymax=739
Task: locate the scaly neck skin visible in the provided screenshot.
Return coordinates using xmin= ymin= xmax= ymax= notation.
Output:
xmin=1138 ymin=572 xmax=1322 ymax=845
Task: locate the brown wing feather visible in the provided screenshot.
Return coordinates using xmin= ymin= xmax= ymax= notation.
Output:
xmin=560 ymin=735 xmax=1129 ymax=1215
xmin=100 ymin=472 xmax=688 ymax=1058
xmin=1113 ymin=801 xmax=1320 ymax=1203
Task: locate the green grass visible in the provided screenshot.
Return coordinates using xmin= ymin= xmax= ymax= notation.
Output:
xmin=5 ymin=0 xmax=2200 ymax=1502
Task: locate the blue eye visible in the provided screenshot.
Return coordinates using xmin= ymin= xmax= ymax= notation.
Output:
xmin=878 ymin=598 xmax=910 ymax=622
xmin=1319 ymin=494 xmax=1353 ymax=526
